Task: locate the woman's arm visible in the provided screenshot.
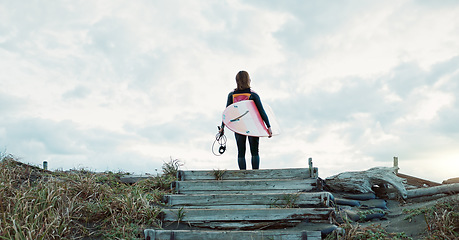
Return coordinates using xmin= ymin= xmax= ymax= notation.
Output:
xmin=251 ymin=93 xmax=271 ymax=129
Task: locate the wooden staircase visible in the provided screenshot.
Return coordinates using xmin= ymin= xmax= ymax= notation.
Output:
xmin=145 ymin=166 xmax=335 ymax=240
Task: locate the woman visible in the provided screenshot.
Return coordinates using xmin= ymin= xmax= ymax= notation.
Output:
xmin=220 ymin=71 xmax=272 ymax=170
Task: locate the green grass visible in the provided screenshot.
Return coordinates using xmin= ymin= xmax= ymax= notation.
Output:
xmin=0 ymin=154 xmax=178 ymax=239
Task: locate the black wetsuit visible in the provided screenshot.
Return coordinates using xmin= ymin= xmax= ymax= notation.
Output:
xmin=223 ymin=88 xmax=270 ymax=169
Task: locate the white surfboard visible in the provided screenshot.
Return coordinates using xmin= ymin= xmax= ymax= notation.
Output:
xmin=222 ymin=100 xmax=281 ymax=137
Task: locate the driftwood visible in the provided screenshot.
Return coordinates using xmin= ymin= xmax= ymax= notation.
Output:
xmin=386 ymin=183 xmax=459 ymax=199
xmin=406 ymin=183 xmax=459 ymax=198
xmin=325 ymin=167 xmax=408 ymax=199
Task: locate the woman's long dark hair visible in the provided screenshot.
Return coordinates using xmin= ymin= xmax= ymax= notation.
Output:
xmin=235 ymin=70 xmax=251 ymax=90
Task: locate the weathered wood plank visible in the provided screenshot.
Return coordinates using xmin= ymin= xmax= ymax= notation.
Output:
xmin=165 ymin=192 xmax=332 ymax=209
xmin=144 ymin=229 xmax=322 ymax=240
xmin=189 ymin=222 xmax=340 ymax=232
xmin=162 ymin=208 xmax=334 ymax=222
xmin=443 ymin=177 xmax=459 ymax=184
xmin=189 ymin=221 xmax=302 ymax=230
xmin=121 ymin=168 xmax=319 ymax=183
xmin=175 ymin=179 xmax=317 ymax=194
xmin=170 ymin=204 xmax=299 ymax=209
xmin=396 ymin=173 xmax=441 ymax=187
xmin=179 ymin=189 xmax=315 ymax=195
xmin=178 ymin=168 xmax=319 ymax=181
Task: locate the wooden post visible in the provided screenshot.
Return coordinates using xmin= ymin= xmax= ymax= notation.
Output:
xmin=393 ymin=157 xmax=398 ymax=173
xmin=43 ymin=161 xmax=48 ymax=170
xmin=308 ymin=158 xmax=313 ymax=177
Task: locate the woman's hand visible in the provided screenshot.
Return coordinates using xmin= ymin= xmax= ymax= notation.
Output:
xmin=267 ymin=127 xmax=273 ymax=138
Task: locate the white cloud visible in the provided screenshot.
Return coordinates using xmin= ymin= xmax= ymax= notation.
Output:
xmin=1 ymin=0 xmax=459 ymax=182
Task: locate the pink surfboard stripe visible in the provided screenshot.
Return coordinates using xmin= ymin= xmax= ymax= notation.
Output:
xmin=222 ymin=100 xmax=270 ymax=137
xmin=246 ymin=100 xmax=268 ymax=134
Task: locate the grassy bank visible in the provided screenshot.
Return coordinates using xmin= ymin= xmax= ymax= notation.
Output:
xmin=0 ymin=154 xmax=177 ymax=239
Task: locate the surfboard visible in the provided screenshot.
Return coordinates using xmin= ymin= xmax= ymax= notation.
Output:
xmin=222 ymin=100 xmax=281 ymax=137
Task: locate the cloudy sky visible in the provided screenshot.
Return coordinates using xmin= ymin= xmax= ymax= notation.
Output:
xmin=1 ymin=0 xmax=458 ymax=182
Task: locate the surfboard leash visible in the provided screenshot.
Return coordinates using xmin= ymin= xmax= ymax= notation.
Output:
xmin=212 ymin=126 xmax=227 ymax=156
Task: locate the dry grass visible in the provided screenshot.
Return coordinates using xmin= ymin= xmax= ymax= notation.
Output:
xmin=326 ymin=197 xmax=458 ymax=240
xmin=326 ymin=207 xmax=411 ymax=240
xmin=212 ymin=169 xmax=226 ymax=180
xmin=328 ymin=223 xmax=412 ymax=240
xmin=0 ymin=153 xmax=178 ymax=239
xmin=404 ymin=198 xmax=459 ymax=240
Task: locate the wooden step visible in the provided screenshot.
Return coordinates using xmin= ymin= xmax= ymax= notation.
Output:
xmin=121 ymin=168 xmax=319 ymax=184
xmin=161 ymin=208 xmax=334 ymax=223
xmin=188 ymin=221 xmax=302 ymax=230
xmin=145 ymin=229 xmax=321 ymax=240
xmin=164 ymin=192 xmax=333 ymax=209
xmin=174 ymin=179 xmax=317 ymax=194
xmin=177 ymin=168 xmax=319 ymax=181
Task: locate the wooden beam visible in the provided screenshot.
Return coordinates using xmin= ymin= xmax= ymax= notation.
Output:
xmin=443 ymin=177 xmax=459 ymax=184
xmin=165 ymin=192 xmax=333 ymax=209
xmin=122 ymin=168 xmax=320 ymax=183
xmin=177 ymin=168 xmax=319 ymax=181
xmin=144 ymin=229 xmax=322 ymax=240
xmin=174 ymin=179 xmax=317 ymax=194
xmin=189 ymin=220 xmax=302 ymax=230
xmin=396 ymin=173 xmax=441 ymax=187
xmin=162 ymin=208 xmax=334 ymax=222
